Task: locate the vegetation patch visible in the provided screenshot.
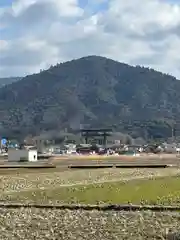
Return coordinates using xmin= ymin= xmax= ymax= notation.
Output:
xmin=3 ymin=176 xmax=180 ymax=205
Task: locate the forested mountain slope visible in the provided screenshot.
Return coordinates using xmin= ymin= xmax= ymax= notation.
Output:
xmin=0 ymin=56 xmax=179 ymax=139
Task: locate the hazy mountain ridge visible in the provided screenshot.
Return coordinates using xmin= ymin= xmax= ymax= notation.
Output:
xmin=0 ymin=77 xmax=21 ymax=88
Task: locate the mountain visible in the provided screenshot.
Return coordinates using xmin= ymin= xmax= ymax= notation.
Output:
xmin=0 ymin=77 xmax=21 ymax=88
xmin=0 ymin=55 xmax=179 ymax=139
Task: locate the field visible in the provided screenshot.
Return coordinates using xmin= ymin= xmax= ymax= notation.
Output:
xmin=50 ymin=153 xmax=180 ymax=167
xmin=0 ymin=209 xmax=179 ymax=240
xmin=7 ymin=175 xmax=180 ymax=205
xmin=1 ymin=167 xmax=180 ymax=202
xmin=1 ymin=165 xmax=180 ymax=239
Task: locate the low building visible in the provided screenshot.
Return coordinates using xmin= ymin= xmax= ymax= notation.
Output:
xmin=64 ymin=144 xmax=77 ymax=154
xmin=161 ymin=143 xmax=177 ymax=153
xmin=8 ymin=149 xmax=38 ymax=162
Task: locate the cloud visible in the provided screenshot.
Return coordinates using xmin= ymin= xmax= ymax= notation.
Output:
xmin=0 ymin=0 xmax=180 ymax=78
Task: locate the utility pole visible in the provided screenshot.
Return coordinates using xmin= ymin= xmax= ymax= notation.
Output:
xmin=171 ymin=125 xmax=174 ymax=142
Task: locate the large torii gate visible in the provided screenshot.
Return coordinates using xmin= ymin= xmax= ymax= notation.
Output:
xmin=80 ymin=128 xmax=112 ymax=146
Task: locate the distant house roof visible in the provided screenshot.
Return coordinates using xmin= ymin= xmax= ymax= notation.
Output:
xmin=23 ymin=146 xmax=37 ymax=150
xmin=9 ymin=148 xmax=37 ymax=151
xmin=77 ymin=144 xmax=92 ymax=148
xmin=28 ymin=147 xmax=37 ymax=150
xmin=128 ymin=145 xmax=143 ymax=148
xmin=106 ymin=144 xmax=121 ymax=149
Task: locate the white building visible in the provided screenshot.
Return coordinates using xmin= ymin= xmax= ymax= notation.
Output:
xmin=65 ymin=144 xmax=77 ymax=154
xmin=8 ymin=149 xmax=38 ymax=162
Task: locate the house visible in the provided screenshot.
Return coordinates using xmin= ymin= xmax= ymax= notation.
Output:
xmin=161 ymin=143 xmax=177 ymax=153
xmin=8 ymin=148 xmax=38 ymax=162
xmin=64 ymin=144 xmax=77 ymax=154
xmin=76 ymin=144 xmax=93 ymax=154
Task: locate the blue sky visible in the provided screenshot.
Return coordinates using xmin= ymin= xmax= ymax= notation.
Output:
xmin=0 ymin=0 xmax=180 ymax=78
xmin=0 ymin=0 xmax=13 ymax=7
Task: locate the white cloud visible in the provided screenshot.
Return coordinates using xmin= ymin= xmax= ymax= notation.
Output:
xmin=0 ymin=0 xmax=180 ymax=78
xmin=11 ymin=0 xmax=83 ymax=17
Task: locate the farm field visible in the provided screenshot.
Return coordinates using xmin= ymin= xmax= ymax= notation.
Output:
xmin=0 ymin=208 xmax=179 ymax=240
xmin=50 ymin=154 xmax=180 ymax=167
xmin=1 ymin=167 xmax=180 ymax=204
xmin=1 ymin=167 xmax=180 ymax=239
xmin=3 ymin=174 xmax=180 ymax=206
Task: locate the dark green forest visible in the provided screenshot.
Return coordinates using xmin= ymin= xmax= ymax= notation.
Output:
xmin=0 ymin=56 xmax=180 ymax=140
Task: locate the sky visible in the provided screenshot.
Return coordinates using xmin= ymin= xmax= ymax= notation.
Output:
xmin=0 ymin=0 xmax=180 ymax=78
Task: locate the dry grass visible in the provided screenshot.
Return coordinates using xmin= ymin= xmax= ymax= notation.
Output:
xmin=0 ymin=209 xmax=179 ymax=239
xmin=4 ymin=175 xmax=180 ymax=206
xmin=0 ymin=168 xmax=179 ymax=196
xmin=51 ymin=153 xmax=180 ymax=161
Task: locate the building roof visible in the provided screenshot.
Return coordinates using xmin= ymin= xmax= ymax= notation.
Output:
xmin=8 ymin=148 xmax=37 ymax=151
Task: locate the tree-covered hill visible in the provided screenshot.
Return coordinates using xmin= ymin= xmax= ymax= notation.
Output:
xmin=0 ymin=77 xmax=21 ymax=88
xmin=0 ymin=56 xmax=179 ymax=139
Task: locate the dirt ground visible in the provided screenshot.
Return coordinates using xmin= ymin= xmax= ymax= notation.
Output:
xmin=0 ymin=209 xmax=179 ymax=240
xmin=50 ymin=153 xmax=180 ymax=167
xmin=0 ymin=153 xmax=179 ymax=169
xmin=0 ymin=167 xmax=180 ymax=240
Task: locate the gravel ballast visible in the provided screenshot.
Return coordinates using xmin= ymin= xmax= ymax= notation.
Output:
xmin=0 ymin=208 xmax=179 ymax=240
